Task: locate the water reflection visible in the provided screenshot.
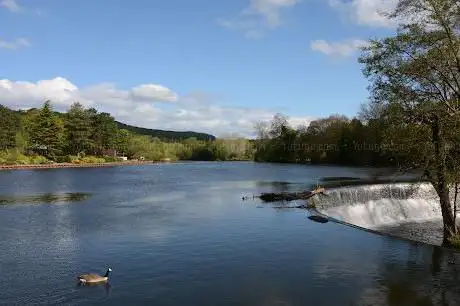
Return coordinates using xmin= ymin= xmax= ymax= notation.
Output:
xmin=76 ymin=282 xmax=112 ymax=300
xmin=361 ymin=245 xmax=460 ymax=306
xmin=0 ymin=192 xmax=91 ymax=205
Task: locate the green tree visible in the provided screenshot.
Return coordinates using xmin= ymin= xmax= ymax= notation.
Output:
xmin=90 ymin=111 xmax=117 ymax=155
xmin=114 ymin=129 xmax=130 ymax=156
xmin=358 ymin=0 xmax=460 ymax=244
xmin=16 ymin=108 xmax=41 ymax=153
xmin=253 ymin=114 xmax=298 ymax=163
xmin=64 ymin=102 xmax=93 ymax=155
xmin=0 ymin=105 xmax=20 ymax=150
xmin=28 ymin=101 xmax=64 ymax=159
xmin=211 ymin=140 xmax=229 ymax=161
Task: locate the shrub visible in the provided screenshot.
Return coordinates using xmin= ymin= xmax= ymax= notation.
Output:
xmin=103 ymin=155 xmax=122 ymax=162
xmin=8 ymin=152 xmax=30 ymax=165
xmin=55 ymin=156 xmax=64 ymax=163
xmin=30 ymin=155 xmax=49 ymax=164
xmin=0 ymin=151 xmax=50 ymax=165
xmin=71 ymin=157 xmax=106 ymax=164
xmin=68 ymin=155 xmax=79 ymax=162
xmin=56 ymin=155 xmax=79 ymax=163
xmin=79 ymin=156 xmax=106 ymax=164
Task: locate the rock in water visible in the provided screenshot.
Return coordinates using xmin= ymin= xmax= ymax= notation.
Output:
xmin=308 ymin=215 xmax=329 ymax=223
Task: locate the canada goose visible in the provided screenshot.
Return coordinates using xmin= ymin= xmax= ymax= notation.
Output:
xmin=77 ymin=268 xmax=112 ymax=284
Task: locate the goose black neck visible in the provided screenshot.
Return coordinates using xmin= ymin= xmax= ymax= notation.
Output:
xmin=104 ymin=269 xmax=111 ymax=277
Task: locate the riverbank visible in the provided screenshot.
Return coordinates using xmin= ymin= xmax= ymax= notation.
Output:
xmin=0 ymin=159 xmax=258 ymax=171
xmin=0 ymin=160 xmax=162 ymax=171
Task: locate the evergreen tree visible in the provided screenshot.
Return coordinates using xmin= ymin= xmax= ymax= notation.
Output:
xmin=64 ymin=102 xmax=93 ymax=155
xmin=28 ymin=101 xmax=64 ymax=159
xmin=90 ymin=111 xmax=117 ymax=155
xmin=0 ymin=105 xmax=20 ymax=150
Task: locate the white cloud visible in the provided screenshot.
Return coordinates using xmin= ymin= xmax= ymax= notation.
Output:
xmin=328 ymin=0 xmax=397 ymax=28
xmin=131 ymin=84 xmax=178 ymax=102
xmin=311 ymin=39 xmax=369 ymax=57
xmin=0 ymin=38 xmax=30 ymax=50
xmin=218 ymin=0 xmax=302 ymax=38
xmin=0 ymin=0 xmax=20 ymax=12
xmin=0 ymin=77 xmax=77 ymax=104
xmin=0 ymin=77 xmax=314 ymax=137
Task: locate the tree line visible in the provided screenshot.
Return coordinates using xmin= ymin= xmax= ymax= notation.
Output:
xmin=0 ymin=101 xmax=254 ymax=164
xmin=253 ymin=113 xmax=396 ymax=167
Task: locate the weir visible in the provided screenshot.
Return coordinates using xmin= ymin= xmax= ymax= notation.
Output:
xmin=313 ymin=182 xmax=460 ymax=230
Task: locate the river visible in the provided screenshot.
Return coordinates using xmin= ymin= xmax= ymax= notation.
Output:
xmin=0 ymin=162 xmax=459 ymax=305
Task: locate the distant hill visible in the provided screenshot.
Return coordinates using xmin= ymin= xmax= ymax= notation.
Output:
xmin=115 ymin=121 xmax=216 ymax=141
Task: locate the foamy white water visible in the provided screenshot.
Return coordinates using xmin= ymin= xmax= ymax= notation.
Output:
xmin=316 ymin=183 xmax=460 ymax=229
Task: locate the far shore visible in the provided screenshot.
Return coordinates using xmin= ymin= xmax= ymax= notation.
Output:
xmin=0 ymin=159 xmax=256 ymax=171
xmin=0 ymin=160 xmax=167 ymax=171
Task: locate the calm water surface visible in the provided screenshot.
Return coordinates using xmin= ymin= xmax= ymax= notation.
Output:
xmin=0 ymin=162 xmax=459 ymax=306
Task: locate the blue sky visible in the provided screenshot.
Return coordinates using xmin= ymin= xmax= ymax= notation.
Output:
xmin=0 ymin=0 xmax=397 ymax=137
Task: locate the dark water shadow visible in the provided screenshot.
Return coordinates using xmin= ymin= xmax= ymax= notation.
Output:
xmin=0 ymin=192 xmax=91 ymax=205
xmin=374 ymin=245 xmax=460 ymax=306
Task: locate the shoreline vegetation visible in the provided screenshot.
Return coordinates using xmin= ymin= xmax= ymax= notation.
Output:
xmin=0 ymin=101 xmax=255 ymax=168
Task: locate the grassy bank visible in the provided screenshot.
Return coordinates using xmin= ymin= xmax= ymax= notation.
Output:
xmin=0 ymin=151 xmax=127 ymax=165
xmin=0 ymin=150 xmax=164 ymax=170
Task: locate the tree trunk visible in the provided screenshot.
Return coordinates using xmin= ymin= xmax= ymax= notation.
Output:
xmin=454 ymin=181 xmax=458 ymax=228
xmin=438 ymin=188 xmax=456 ymax=244
xmin=432 ymin=118 xmax=457 ymax=245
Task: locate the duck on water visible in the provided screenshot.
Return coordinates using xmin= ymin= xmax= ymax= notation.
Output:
xmin=77 ymin=268 xmax=112 ymax=284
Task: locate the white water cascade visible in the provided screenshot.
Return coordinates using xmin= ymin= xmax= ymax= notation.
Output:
xmin=314 ymin=183 xmax=460 ymax=229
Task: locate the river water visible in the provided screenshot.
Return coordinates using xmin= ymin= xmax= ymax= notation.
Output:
xmin=0 ymin=162 xmax=459 ymax=305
